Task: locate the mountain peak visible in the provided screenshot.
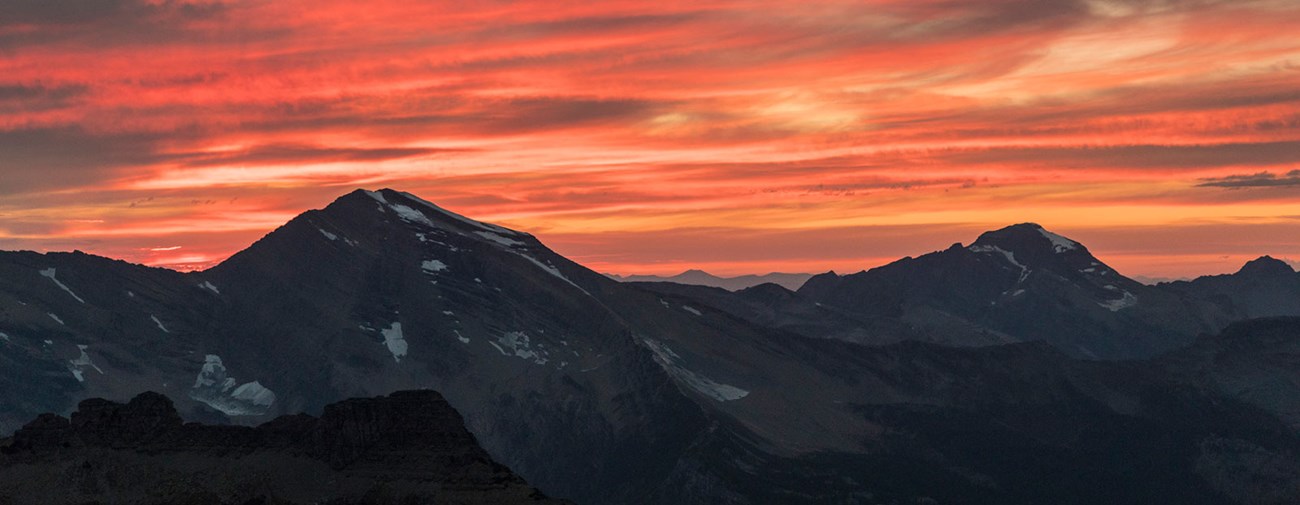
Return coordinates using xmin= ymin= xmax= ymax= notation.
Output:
xmin=677 ymin=269 xmax=721 ymax=280
xmin=970 ymin=223 xmax=1083 ymax=256
xmin=326 ymin=188 xmax=526 ymax=239
xmin=1236 ymin=255 xmax=1295 ymax=277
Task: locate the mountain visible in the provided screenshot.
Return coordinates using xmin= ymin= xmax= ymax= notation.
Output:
xmin=3 ymin=190 xmax=1300 ymax=503
xmin=783 ymin=223 xmax=1239 ymax=358
xmin=0 ymin=189 xmax=863 ymax=503
xmin=608 ymin=270 xmax=813 ymax=291
xmin=641 ymin=226 xmax=1300 ymax=362
xmin=639 ymin=223 xmax=1246 ymax=358
xmin=0 ymin=389 xmax=567 ymax=504
xmin=1161 ymin=256 xmax=1300 ymax=320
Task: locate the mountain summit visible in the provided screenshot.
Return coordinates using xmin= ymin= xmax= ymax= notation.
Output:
xmin=1236 ymin=255 xmax=1296 ymax=277
xmin=970 ymin=222 xmax=1082 ymax=255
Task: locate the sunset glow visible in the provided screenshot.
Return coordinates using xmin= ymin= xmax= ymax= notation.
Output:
xmin=3 ymin=0 xmax=1300 ymax=278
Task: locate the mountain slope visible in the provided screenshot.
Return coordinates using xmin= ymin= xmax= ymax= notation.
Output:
xmin=201 ymin=189 xmax=714 ymax=503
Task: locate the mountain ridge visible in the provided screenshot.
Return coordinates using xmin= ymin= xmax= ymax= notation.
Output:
xmin=3 ymin=188 xmax=1300 ymax=503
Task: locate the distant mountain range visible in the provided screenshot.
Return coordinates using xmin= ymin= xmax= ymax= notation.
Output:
xmin=607 ymin=270 xmax=813 ymax=291
xmin=2 ymin=188 xmax=1299 ymax=504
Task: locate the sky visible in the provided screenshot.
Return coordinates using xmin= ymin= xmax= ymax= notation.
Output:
xmin=2 ymin=0 xmax=1300 ymax=279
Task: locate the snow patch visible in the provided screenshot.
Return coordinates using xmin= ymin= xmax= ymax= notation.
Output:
xmin=380 ymin=322 xmax=409 ymax=363
xmin=421 ymin=259 xmax=449 ymax=273
xmin=229 ymin=381 xmax=276 ymax=408
xmin=642 ymin=339 xmax=749 ymax=402
xmin=399 ymin=191 xmax=520 ymax=236
xmin=0 ymin=332 xmax=9 ymax=342
xmin=509 ymin=251 xmax=590 ymax=296
xmin=455 ymin=330 xmax=469 ymax=344
xmin=198 ymin=281 xmax=221 ymax=294
xmin=415 ymin=233 xmax=461 ymax=251
xmin=1099 ymin=291 xmax=1138 ymax=311
xmin=489 ymin=331 xmax=549 ymax=365
xmin=189 ymin=355 xmax=276 ymax=416
xmin=151 ymin=315 xmax=170 ymax=333
xmin=682 ymin=305 xmax=702 ymax=316
xmin=474 ymin=231 xmax=524 ymax=247
xmin=390 ymin=204 xmax=435 ymax=227
xmin=364 ymin=190 xmax=388 ymax=204
xmin=1038 ymin=228 xmax=1079 ymax=253
xmin=318 ymin=228 xmax=338 ymax=241
xmin=67 ymin=344 xmax=104 ymax=382
xmin=40 ymin=268 xmax=86 ymax=304
xmin=969 ymin=245 xmax=1030 ymax=283
xmin=48 ymin=313 xmax=65 ymax=325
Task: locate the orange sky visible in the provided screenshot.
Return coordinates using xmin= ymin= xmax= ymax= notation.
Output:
xmin=2 ymin=0 xmax=1300 ymax=279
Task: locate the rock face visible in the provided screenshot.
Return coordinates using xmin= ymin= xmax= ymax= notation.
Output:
xmin=0 ymin=390 xmax=567 ymax=505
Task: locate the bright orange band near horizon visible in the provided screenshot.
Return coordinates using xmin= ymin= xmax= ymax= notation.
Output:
xmin=2 ymin=0 xmax=1300 ymax=280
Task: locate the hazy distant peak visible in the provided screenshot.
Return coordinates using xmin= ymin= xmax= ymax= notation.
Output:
xmin=612 ymin=270 xmax=813 ymax=291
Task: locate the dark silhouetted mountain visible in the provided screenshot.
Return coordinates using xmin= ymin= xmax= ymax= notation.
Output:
xmin=0 ymin=389 xmax=566 ymax=504
xmin=1161 ymin=256 xmax=1300 ymax=320
xmin=608 ymin=269 xmax=813 ymax=291
xmin=4 ymin=191 xmax=1300 ymax=504
xmin=785 ymin=223 xmax=1236 ymax=357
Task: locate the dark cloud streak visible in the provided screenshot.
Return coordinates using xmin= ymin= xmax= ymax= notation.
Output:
xmin=943 ymin=140 xmax=1300 ymax=169
xmin=1198 ymin=170 xmax=1300 ymax=188
xmin=174 ymin=144 xmax=472 ymax=168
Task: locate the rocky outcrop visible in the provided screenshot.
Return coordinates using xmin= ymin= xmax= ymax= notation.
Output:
xmin=0 ymin=390 xmax=568 ymax=505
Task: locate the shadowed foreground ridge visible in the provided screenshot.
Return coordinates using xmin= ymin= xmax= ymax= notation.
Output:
xmin=0 ymin=390 xmax=567 ymax=505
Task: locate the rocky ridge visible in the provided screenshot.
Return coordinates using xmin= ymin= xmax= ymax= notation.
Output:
xmin=0 ymin=389 xmax=566 ymax=505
